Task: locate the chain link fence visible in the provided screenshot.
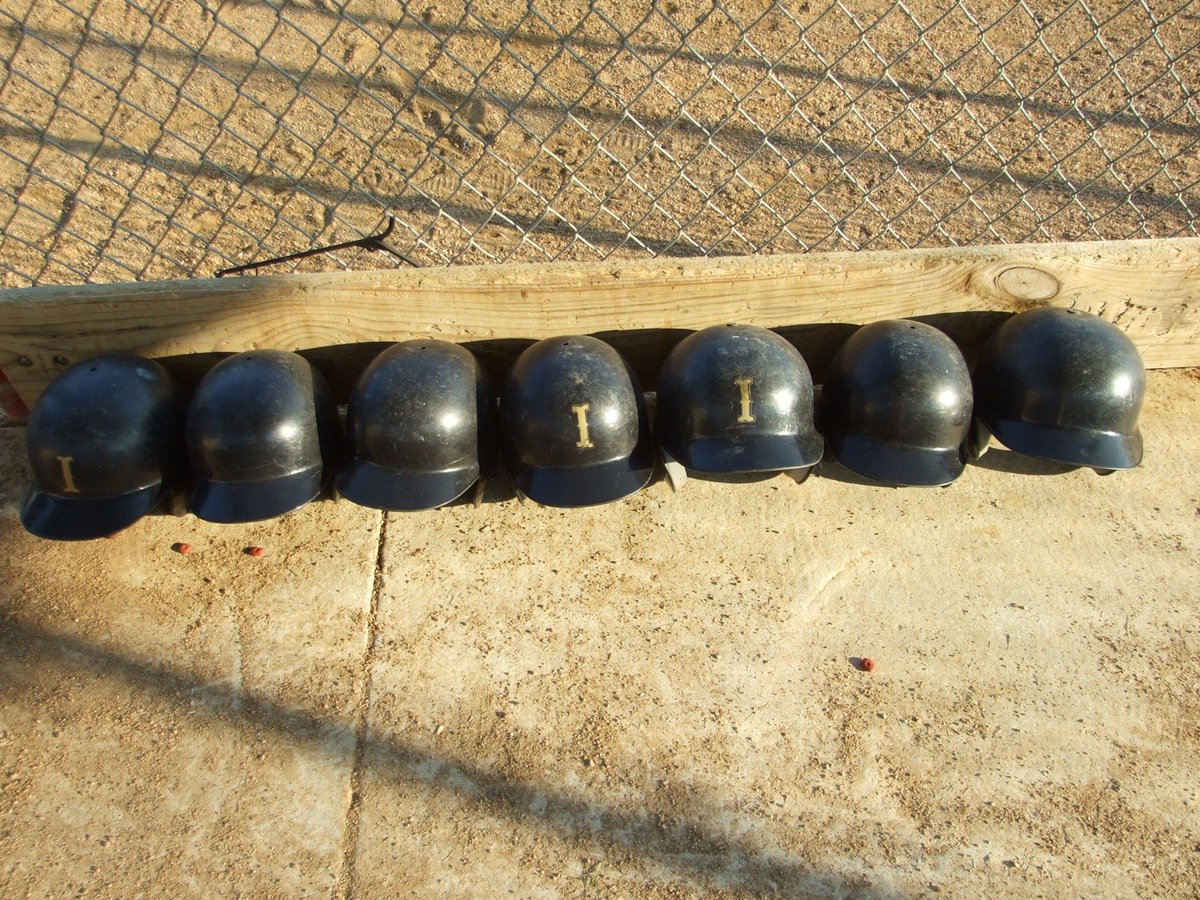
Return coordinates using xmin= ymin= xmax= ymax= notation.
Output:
xmin=1 ymin=0 xmax=1197 ymax=286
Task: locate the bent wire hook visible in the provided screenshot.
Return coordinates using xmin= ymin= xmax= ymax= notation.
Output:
xmin=215 ymin=215 xmax=419 ymax=276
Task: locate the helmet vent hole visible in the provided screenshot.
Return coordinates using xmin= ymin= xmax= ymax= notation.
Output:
xmin=89 ymin=367 xmax=96 ymax=372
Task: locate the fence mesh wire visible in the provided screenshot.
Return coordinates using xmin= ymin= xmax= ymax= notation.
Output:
xmin=1 ymin=0 xmax=1197 ymax=286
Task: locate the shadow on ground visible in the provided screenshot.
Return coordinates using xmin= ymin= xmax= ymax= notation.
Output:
xmin=0 ymin=614 xmax=898 ymax=898
xmin=971 ymin=449 xmax=1088 ymax=477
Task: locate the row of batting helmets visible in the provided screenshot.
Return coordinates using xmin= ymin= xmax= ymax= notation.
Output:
xmin=20 ymin=307 xmax=1144 ymax=539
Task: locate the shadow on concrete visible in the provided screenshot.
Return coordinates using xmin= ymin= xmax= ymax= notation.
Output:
xmin=0 ymin=615 xmax=899 ymax=898
xmin=969 ymin=448 xmax=1086 ymax=477
xmin=813 ymin=456 xmax=907 ymax=489
xmin=816 ymin=442 xmax=1082 ymax=486
xmin=438 ymin=468 xmax=519 ymax=507
xmin=678 ymin=470 xmax=783 ymax=486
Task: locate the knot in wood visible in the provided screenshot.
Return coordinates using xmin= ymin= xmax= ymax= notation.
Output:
xmin=995 ymin=266 xmax=1060 ymax=302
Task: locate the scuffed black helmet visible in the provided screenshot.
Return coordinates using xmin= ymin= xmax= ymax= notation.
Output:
xmin=820 ymin=320 xmax=973 ymax=486
xmin=337 ymin=340 xmax=497 ymax=510
xmin=973 ymin=308 xmax=1145 ymax=469
xmin=501 ymin=335 xmax=654 ymax=507
xmin=21 ymin=355 xmax=185 ymax=540
xmin=656 ymin=325 xmax=823 ymax=475
xmin=186 ymin=350 xmax=338 ymax=522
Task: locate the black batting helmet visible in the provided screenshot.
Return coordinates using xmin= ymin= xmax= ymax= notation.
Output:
xmin=186 ymin=350 xmax=338 ymax=522
xmin=973 ymin=308 xmax=1145 ymax=469
xmin=656 ymin=324 xmax=823 ymax=475
xmin=337 ymin=340 xmax=498 ymax=510
xmin=501 ymin=335 xmax=654 ymax=507
xmin=21 ymin=355 xmax=185 ymax=540
xmin=820 ymin=320 xmax=973 ymax=486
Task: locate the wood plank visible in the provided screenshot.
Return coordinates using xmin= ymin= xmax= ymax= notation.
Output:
xmin=0 ymin=238 xmax=1196 ymax=407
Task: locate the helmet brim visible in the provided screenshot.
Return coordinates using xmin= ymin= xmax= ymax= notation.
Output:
xmin=828 ymin=434 xmax=966 ymax=486
xmin=336 ymin=459 xmax=480 ymax=511
xmin=666 ymin=432 xmax=823 ymax=474
xmin=189 ymin=466 xmax=324 ymax=523
xmin=20 ymin=482 xmax=164 ymax=540
xmin=981 ymin=416 xmax=1143 ymax=469
xmin=510 ymin=452 xmax=654 ymax=508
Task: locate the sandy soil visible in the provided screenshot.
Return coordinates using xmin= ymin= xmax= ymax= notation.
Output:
xmin=1 ymin=0 xmax=1197 ymax=285
xmin=0 ymin=370 xmax=1197 ymax=898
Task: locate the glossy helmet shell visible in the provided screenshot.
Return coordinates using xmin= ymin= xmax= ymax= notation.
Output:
xmin=186 ymin=350 xmax=338 ymax=522
xmin=501 ymin=336 xmax=654 ymax=507
xmin=973 ymin=308 xmax=1144 ymax=468
xmin=820 ymin=320 xmax=973 ymax=486
xmin=337 ymin=340 xmax=498 ymax=510
xmin=21 ymin=355 xmax=185 ymax=540
xmin=656 ymin=324 xmax=822 ymax=474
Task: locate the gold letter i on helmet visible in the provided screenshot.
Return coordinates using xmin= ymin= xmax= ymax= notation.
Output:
xmin=735 ymin=378 xmax=755 ymax=423
xmin=57 ymin=455 xmax=81 ymax=493
xmin=572 ymin=403 xmax=594 ymax=448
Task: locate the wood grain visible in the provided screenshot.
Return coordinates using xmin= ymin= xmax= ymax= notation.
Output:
xmin=1 ymin=238 xmax=1196 ymax=406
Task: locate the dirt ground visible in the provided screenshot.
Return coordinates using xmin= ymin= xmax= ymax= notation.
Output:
xmin=0 ymin=369 xmax=1196 ymax=898
xmin=1 ymin=0 xmax=1197 ymax=285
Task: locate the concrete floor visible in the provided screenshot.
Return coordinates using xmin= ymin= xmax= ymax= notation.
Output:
xmin=0 ymin=371 xmax=1197 ymax=898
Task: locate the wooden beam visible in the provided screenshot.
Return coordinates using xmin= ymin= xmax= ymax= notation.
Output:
xmin=0 ymin=238 xmax=1196 ymax=407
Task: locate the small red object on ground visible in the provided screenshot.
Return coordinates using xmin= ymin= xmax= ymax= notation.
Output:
xmin=861 ymin=657 xmax=876 ymax=672
xmin=173 ymin=542 xmax=192 ymax=555
xmin=246 ymin=546 xmax=266 ymax=557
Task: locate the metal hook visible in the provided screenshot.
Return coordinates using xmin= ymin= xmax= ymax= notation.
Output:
xmin=215 ymin=215 xmax=419 ymax=276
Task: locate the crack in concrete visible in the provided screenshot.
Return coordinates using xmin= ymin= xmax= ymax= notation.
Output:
xmin=806 ymin=550 xmax=868 ymax=601
xmin=333 ymin=511 xmax=387 ymax=900
xmin=226 ymin=590 xmax=244 ymax=712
